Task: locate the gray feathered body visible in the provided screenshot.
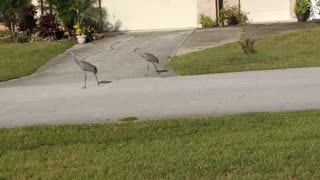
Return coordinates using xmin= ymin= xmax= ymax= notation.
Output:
xmin=141 ymin=53 xmax=159 ymax=64
xmin=73 ymin=57 xmax=98 ymax=74
xmin=68 ymin=50 xmax=100 ymax=88
xmin=78 ymin=60 xmax=98 ymax=74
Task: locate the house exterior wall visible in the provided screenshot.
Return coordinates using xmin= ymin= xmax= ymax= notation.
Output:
xmin=30 ymin=0 xmax=299 ymax=31
xmin=197 ymin=0 xmax=217 ymax=22
xmin=224 ymin=0 xmax=238 ymax=7
xmin=290 ymin=0 xmax=297 ymax=20
xmin=241 ymin=0 xmax=291 ymax=22
xmin=223 ymin=0 xmax=297 ymax=23
xmin=102 ymin=0 xmax=198 ymax=31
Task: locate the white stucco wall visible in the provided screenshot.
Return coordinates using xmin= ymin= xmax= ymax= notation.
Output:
xmin=102 ymin=0 xmax=198 ymax=31
xmin=241 ymin=0 xmax=291 ymax=22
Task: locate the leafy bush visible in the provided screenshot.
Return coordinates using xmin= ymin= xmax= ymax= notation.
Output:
xmin=83 ymin=27 xmax=95 ymax=42
xmin=39 ymin=13 xmax=62 ymax=39
xmin=200 ymin=14 xmax=216 ymax=28
xmin=0 ymin=31 xmax=12 ymax=39
xmin=18 ymin=5 xmax=37 ymax=35
xmin=295 ymin=0 xmax=311 ymax=14
xmin=239 ymin=39 xmax=255 ymax=54
xmin=16 ymin=33 xmax=30 ymax=43
xmin=224 ymin=6 xmax=248 ymax=25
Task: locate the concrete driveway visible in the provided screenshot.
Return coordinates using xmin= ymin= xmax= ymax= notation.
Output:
xmin=1 ymin=29 xmax=193 ymax=87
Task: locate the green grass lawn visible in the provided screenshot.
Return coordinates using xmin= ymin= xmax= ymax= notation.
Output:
xmin=1 ymin=110 xmax=320 ymax=179
xmin=169 ymin=27 xmax=320 ymax=75
xmin=0 ymin=41 xmax=73 ymax=82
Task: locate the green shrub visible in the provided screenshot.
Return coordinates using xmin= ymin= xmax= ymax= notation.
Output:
xmin=218 ymin=9 xmax=226 ymax=26
xmin=83 ymin=26 xmax=95 ymax=42
xmin=224 ymin=6 xmax=248 ymax=25
xmin=200 ymin=15 xmax=216 ymax=28
xmin=0 ymin=31 xmax=12 ymax=39
xmin=16 ymin=33 xmax=30 ymax=43
xmin=239 ymin=39 xmax=255 ymax=54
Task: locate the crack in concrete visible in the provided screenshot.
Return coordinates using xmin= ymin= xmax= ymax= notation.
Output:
xmin=82 ymin=36 xmax=136 ymax=60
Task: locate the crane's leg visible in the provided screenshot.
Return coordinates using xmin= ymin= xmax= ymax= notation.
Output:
xmin=145 ymin=63 xmax=150 ymax=76
xmin=95 ymin=73 xmax=100 ymax=86
xmin=152 ymin=63 xmax=160 ymax=74
xmin=83 ymin=72 xmax=87 ymax=89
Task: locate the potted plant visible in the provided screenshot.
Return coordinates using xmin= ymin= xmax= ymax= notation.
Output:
xmin=295 ymin=0 xmax=311 ymax=21
xmin=74 ymin=23 xmax=86 ymax=44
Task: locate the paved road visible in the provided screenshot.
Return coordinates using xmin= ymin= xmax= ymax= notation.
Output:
xmin=1 ymin=67 xmax=320 ymax=128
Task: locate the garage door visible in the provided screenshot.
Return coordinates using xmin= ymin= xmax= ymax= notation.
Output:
xmin=102 ymin=0 xmax=198 ymax=31
xmin=241 ymin=0 xmax=290 ymax=22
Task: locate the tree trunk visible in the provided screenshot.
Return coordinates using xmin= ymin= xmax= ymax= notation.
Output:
xmin=40 ymin=0 xmax=44 ymax=15
xmin=99 ymin=0 xmax=103 ymax=33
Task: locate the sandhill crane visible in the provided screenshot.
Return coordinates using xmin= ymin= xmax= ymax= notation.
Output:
xmin=133 ymin=47 xmax=160 ymax=76
xmin=67 ymin=51 xmax=100 ymax=88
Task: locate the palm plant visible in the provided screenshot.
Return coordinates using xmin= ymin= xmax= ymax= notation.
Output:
xmin=295 ymin=0 xmax=311 ymax=14
xmin=0 ymin=0 xmax=31 ymax=32
xmin=46 ymin=0 xmax=106 ymax=36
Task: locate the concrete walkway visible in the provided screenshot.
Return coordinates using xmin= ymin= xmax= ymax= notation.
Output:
xmin=2 ymin=67 xmax=320 ymax=128
xmin=176 ymin=22 xmax=320 ymax=56
xmin=175 ymin=27 xmax=242 ymax=56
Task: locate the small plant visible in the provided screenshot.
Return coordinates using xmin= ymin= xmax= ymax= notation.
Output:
xmin=200 ymin=14 xmax=216 ymax=28
xmin=218 ymin=9 xmax=226 ymax=26
xmin=30 ymin=32 xmax=42 ymax=42
xmin=74 ymin=23 xmax=82 ymax=36
xmin=16 ymin=33 xmax=31 ymax=43
xmin=84 ymin=26 xmax=95 ymax=42
xmin=295 ymin=0 xmax=311 ymax=14
xmin=239 ymin=39 xmax=255 ymax=54
xmin=224 ymin=6 xmax=248 ymax=25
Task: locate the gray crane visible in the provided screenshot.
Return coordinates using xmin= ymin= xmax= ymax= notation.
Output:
xmin=67 ymin=51 xmax=100 ymax=88
xmin=133 ymin=47 xmax=160 ymax=76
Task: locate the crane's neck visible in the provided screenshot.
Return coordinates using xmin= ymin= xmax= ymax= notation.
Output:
xmin=137 ymin=48 xmax=143 ymax=57
xmin=71 ymin=53 xmax=81 ymax=66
